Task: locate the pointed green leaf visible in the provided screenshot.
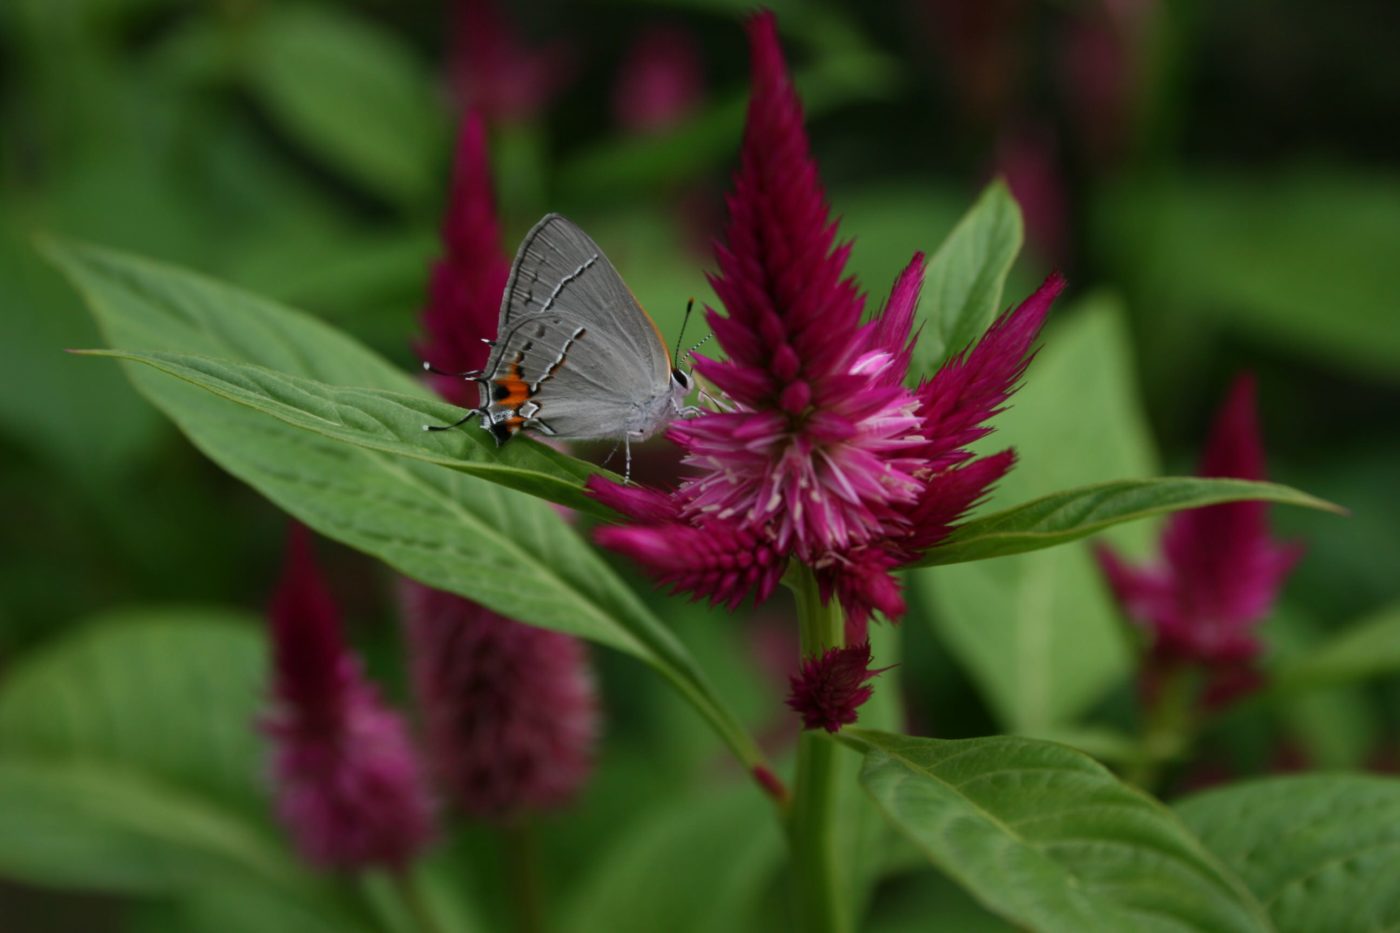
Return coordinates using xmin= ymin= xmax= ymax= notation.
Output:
xmin=842 ymin=730 xmax=1270 ymax=933
xmin=912 ymin=180 xmax=1023 ymax=376
xmin=76 ymin=348 xmax=611 ymax=518
xmin=1270 ymin=601 xmax=1400 ymax=693
xmin=42 ymin=239 xmax=766 ymax=775
xmin=241 ymin=5 xmax=442 ymax=205
xmin=912 ymin=300 xmax=1154 ymax=730
xmin=1176 ymin=775 xmax=1400 ymax=931
xmin=917 ymin=477 xmax=1340 ymax=567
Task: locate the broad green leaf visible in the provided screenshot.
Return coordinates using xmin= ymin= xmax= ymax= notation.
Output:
xmin=0 ymin=607 xmax=266 ymax=818
xmin=917 ymin=477 xmax=1340 ymax=567
xmin=79 ymin=348 xmax=610 ymax=518
xmin=1104 ymin=168 xmax=1400 ymax=381
xmin=912 ymin=180 xmax=1023 ymax=376
xmin=241 ymin=5 xmax=442 ymax=205
xmin=912 ymin=300 xmax=1152 ymax=730
xmin=1176 ymin=774 xmax=1400 ymax=931
xmin=1270 ymin=601 xmax=1400 ymax=692
xmin=0 ymin=760 xmax=296 ymax=894
xmin=0 ymin=610 xmax=357 ymax=928
xmin=559 ymin=779 xmax=784 ymax=933
xmin=43 ymin=240 xmax=765 ymax=774
xmin=843 ymin=730 xmax=1270 ymax=933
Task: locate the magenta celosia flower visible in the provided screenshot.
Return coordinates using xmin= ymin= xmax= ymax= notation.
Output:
xmin=449 ymin=0 xmax=572 ymax=124
xmin=262 ymin=525 xmax=434 ymax=871
xmin=612 ymin=24 xmax=705 ymax=135
xmin=1095 ymin=374 xmax=1303 ymax=706
xmin=417 ymin=110 xmax=509 ymax=408
xmin=406 ymin=99 xmax=599 ymax=817
xmin=591 ymin=12 xmax=1065 ymax=649
xmin=401 ymin=582 xmax=598 ymax=818
xmin=787 ymin=643 xmax=887 ymax=733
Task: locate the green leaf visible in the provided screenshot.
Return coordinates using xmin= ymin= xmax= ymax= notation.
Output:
xmin=842 ymin=730 xmax=1270 ymax=933
xmin=240 ymin=5 xmax=442 ymax=205
xmin=911 ymin=300 xmax=1154 ymax=730
xmin=0 ymin=760 xmax=295 ymax=895
xmin=1176 ymin=774 xmax=1400 ymax=932
xmin=559 ymin=780 xmax=784 ymax=933
xmin=1270 ymin=601 xmax=1400 ymax=692
xmin=911 ymin=180 xmax=1023 ymax=376
xmin=0 ymin=614 xmax=274 ymax=887
xmin=1105 ymin=168 xmax=1400 ymax=381
xmin=0 ymin=607 xmax=267 ymax=818
xmin=77 ymin=348 xmax=610 ymax=518
xmin=918 ymin=477 xmax=1340 ymax=567
xmin=42 ymin=239 xmax=766 ymax=775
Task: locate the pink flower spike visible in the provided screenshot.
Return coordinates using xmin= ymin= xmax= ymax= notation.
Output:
xmin=1095 ymin=374 xmax=1303 ymax=702
xmin=401 ymin=582 xmax=599 ymax=819
xmin=263 ymin=526 xmax=434 ymax=871
xmin=417 ymin=110 xmax=510 ymax=407
xmin=786 ymin=642 xmax=888 ymax=733
xmin=588 ymin=11 xmax=1067 ymax=629
xmin=595 ymin=520 xmax=788 ymax=611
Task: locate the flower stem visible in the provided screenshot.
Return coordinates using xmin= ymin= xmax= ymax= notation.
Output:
xmin=390 ymin=868 xmax=448 ymax=933
xmin=1127 ymin=664 xmax=1198 ymax=792
xmin=504 ymin=818 xmax=546 ymax=933
xmin=786 ymin=564 xmax=850 ymax=933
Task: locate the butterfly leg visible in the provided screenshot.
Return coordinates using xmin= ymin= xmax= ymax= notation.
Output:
xmin=623 ymin=434 xmax=633 ymax=484
xmin=422 ymin=408 xmax=484 ymax=432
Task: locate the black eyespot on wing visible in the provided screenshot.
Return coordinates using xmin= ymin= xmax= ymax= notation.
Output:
xmin=488 ymin=421 xmax=513 ymax=446
xmin=493 ymin=383 xmax=511 ymax=401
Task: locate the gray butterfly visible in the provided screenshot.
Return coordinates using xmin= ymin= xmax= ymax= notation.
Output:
xmin=425 ymin=214 xmax=697 ymax=476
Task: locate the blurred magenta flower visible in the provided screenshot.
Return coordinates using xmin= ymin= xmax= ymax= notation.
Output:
xmin=408 ymin=104 xmax=599 ymax=816
xmin=787 ymin=642 xmax=887 ymax=733
xmin=612 ymin=24 xmax=705 ymax=135
xmin=450 ymin=0 xmax=572 ymax=123
xmin=401 ymin=583 xmax=598 ymax=817
xmin=262 ymin=525 xmax=435 ymax=871
xmin=417 ymin=111 xmax=509 ymax=407
xmin=996 ymin=125 xmax=1069 ymax=263
xmin=591 ymin=12 xmax=1064 ymax=649
xmin=1095 ymin=375 xmax=1304 ymax=706
xmin=1058 ymin=0 xmax=1155 ymax=164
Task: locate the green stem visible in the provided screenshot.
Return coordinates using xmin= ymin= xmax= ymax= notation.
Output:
xmin=1127 ymin=664 xmax=1198 ymax=791
xmin=786 ymin=565 xmax=850 ymax=933
xmin=390 ymin=869 xmax=447 ymax=933
xmin=504 ymin=818 xmax=545 ymax=933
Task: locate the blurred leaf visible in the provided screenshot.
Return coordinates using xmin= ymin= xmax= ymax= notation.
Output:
xmin=1106 ymin=167 xmax=1400 ymax=380
xmin=0 ymin=226 xmax=160 ymax=479
xmin=840 ymin=184 xmax=961 ymax=305
xmin=911 ymin=300 xmax=1155 ymax=730
xmin=919 ymin=477 xmax=1340 ymax=568
xmin=865 ymin=869 xmax=1015 ymax=933
xmin=0 ymin=609 xmax=363 ymax=928
xmin=1271 ymin=601 xmax=1400 ymax=693
xmin=0 ymin=761 xmax=292 ymax=894
xmin=241 ymin=4 xmax=443 ymax=206
xmin=1176 ymin=774 xmax=1400 ymax=932
xmin=842 ymin=730 xmax=1270 ymax=932
xmin=0 ymin=606 xmax=266 ymax=817
xmin=558 ymin=51 xmax=898 ymax=206
xmin=81 ymin=348 xmax=610 ymax=518
xmin=45 ymin=240 xmax=767 ymax=774
xmin=912 ymin=180 xmax=1023 ymax=377
xmin=559 ymin=779 xmax=783 ymax=933
xmin=1015 ymin=725 xmax=1142 ymax=765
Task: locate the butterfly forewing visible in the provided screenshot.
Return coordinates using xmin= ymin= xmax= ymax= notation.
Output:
xmin=500 ymin=214 xmax=671 ymax=381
